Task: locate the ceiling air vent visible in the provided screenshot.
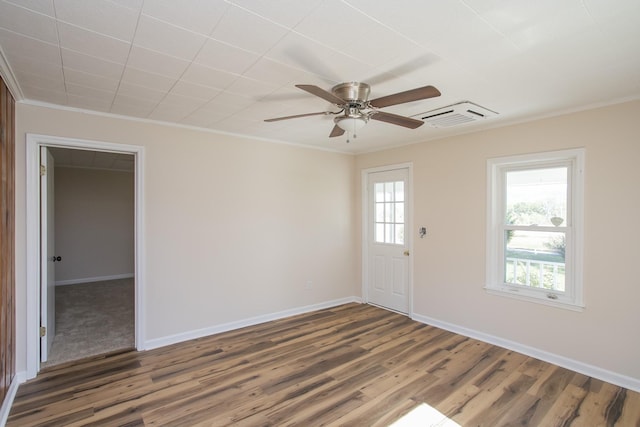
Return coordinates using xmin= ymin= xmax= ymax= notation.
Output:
xmin=416 ymin=101 xmax=497 ymax=128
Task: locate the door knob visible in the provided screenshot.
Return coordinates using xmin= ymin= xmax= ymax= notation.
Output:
xmin=403 ymin=250 xmax=410 ymax=256
xmin=52 ymin=256 xmax=62 ymax=262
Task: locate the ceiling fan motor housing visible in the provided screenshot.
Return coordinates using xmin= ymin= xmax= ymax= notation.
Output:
xmin=332 ymin=82 xmax=370 ymax=107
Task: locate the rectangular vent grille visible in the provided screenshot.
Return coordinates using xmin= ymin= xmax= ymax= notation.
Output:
xmin=415 ymin=102 xmax=498 ymax=128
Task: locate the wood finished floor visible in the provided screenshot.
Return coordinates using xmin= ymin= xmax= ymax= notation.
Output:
xmin=8 ymin=303 xmax=640 ymax=426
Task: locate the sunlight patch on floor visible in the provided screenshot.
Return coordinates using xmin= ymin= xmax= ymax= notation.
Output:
xmin=389 ymin=403 xmax=461 ymax=427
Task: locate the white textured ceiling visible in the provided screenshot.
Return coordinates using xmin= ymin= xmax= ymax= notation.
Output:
xmin=1 ymin=0 xmax=639 ymax=153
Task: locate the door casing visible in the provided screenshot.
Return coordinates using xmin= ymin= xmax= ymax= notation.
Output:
xmin=40 ymin=147 xmax=55 ymax=361
xmin=25 ymin=134 xmax=145 ymax=379
xmin=361 ymin=162 xmax=413 ymax=317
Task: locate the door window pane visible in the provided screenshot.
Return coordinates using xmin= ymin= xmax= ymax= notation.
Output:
xmin=395 ymin=203 xmax=404 ymax=223
xmin=395 ymin=181 xmax=404 ymax=202
xmin=383 ymin=203 xmax=392 ymax=222
xmin=395 ymin=224 xmax=405 ymax=245
xmin=385 ymin=224 xmax=394 ymax=243
xmin=375 ymin=183 xmax=384 ymax=203
xmin=375 ymin=224 xmax=384 ymax=243
xmin=376 ymin=203 xmax=384 ymax=222
xmin=384 ymin=182 xmax=394 ymax=201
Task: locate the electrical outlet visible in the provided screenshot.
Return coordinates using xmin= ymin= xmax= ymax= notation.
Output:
xmin=305 ymin=280 xmax=313 ymax=289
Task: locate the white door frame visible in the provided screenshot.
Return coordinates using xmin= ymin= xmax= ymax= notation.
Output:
xmin=40 ymin=147 xmax=55 ymax=362
xmin=25 ymin=133 xmax=146 ymax=379
xmin=361 ymin=162 xmax=413 ymax=317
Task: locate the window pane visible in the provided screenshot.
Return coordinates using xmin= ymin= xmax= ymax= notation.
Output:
xmin=375 ymin=203 xmax=384 ymax=222
xmin=384 ymin=182 xmax=394 ymax=202
xmin=375 ymin=183 xmax=384 ymax=202
xmin=375 ymin=224 xmax=384 ymax=243
xmin=506 ymin=167 xmax=567 ymax=227
xmin=395 ymin=202 xmax=404 ymax=223
xmin=504 ymin=230 xmax=565 ymax=291
xmin=385 ymin=224 xmax=393 ymax=243
xmin=384 ymin=203 xmax=394 ymax=222
xmin=395 ymin=181 xmax=404 ymax=202
xmin=395 ymin=224 xmax=405 ymax=244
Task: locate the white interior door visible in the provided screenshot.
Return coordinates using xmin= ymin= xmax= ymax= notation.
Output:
xmin=367 ymin=168 xmax=410 ymax=313
xmin=40 ymin=146 xmax=55 ymax=362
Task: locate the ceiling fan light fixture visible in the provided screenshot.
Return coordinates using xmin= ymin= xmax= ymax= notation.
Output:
xmin=335 ymin=116 xmax=368 ymax=132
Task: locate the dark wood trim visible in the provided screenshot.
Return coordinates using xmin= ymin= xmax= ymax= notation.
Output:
xmin=0 ymin=75 xmax=16 ymax=406
xmin=7 ymin=304 xmax=640 ymax=426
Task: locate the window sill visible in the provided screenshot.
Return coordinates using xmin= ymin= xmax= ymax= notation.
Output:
xmin=484 ymin=286 xmax=584 ymax=312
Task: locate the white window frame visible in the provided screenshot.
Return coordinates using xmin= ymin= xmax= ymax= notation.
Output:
xmin=486 ymin=148 xmax=584 ymax=310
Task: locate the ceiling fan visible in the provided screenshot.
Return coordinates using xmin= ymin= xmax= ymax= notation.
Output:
xmin=264 ymin=82 xmax=441 ymax=142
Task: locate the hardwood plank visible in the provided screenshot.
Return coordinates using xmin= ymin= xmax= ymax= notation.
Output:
xmin=473 ymin=350 xmax=530 ymax=391
xmin=456 ymin=371 xmax=539 ymax=426
xmin=7 ymin=304 xmax=640 ymax=426
xmin=523 ymin=366 xmax=583 ymax=426
xmin=336 ymin=373 xmax=440 ymax=426
xmin=617 ymin=386 xmax=640 ymax=427
xmin=535 ymin=381 xmax=591 ymax=426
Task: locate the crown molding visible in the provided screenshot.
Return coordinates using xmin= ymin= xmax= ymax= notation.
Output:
xmin=20 ymin=99 xmax=355 ymax=155
xmin=0 ymin=46 xmax=24 ymax=101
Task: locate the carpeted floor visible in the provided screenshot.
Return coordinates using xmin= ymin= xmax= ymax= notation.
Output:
xmin=43 ymin=278 xmax=135 ymax=367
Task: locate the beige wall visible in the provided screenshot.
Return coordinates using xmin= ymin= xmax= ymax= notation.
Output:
xmin=356 ymin=100 xmax=640 ymax=381
xmin=15 ymin=104 xmax=359 ymax=372
xmin=54 ymin=166 xmax=134 ymax=283
xmin=14 ymin=100 xmax=640 ymax=384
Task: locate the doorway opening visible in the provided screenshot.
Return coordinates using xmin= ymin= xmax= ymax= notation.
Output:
xmin=26 ymin=134 xmax=145 ymax=379
xmin=41 ymin=147 xmax=136 ymax=367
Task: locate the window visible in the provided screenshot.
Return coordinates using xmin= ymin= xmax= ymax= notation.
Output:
xmin=486 ymin=149 xmax=584 ymax=309
xmin=374 ymin=181 xmax=405 ymax=245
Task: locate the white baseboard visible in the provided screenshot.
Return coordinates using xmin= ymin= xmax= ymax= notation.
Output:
xmin=412 ymin=312 xmax=640 ymax=393
xmin=144 ymin=296 xmax=362 ymax=351
xmin=0 ymin=372 xmax=26 ymax=427
xmin=55 ymin=273 xmax=134 ymax=286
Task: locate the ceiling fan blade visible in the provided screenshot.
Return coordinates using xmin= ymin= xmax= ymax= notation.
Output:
xmin=329 ymin=125 xmax=345 ymax=138
xmin=296 ymin=84 xmax=346 ymax=105
xmin=285 ymin=48 xmax=341 ymax=84
xmin=366 ymin=54 xmax=440 ymax=86
xmin=370 ymin=111 xmax=424 ymax=129
xmin=264 ymin=111 xmax=331 ymax=122
xmin=369 ymin=85 xmax=441 ymax=108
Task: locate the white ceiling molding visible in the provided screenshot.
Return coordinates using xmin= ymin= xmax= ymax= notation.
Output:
xmin=0 ymin=44 xmax=23 ymax=100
